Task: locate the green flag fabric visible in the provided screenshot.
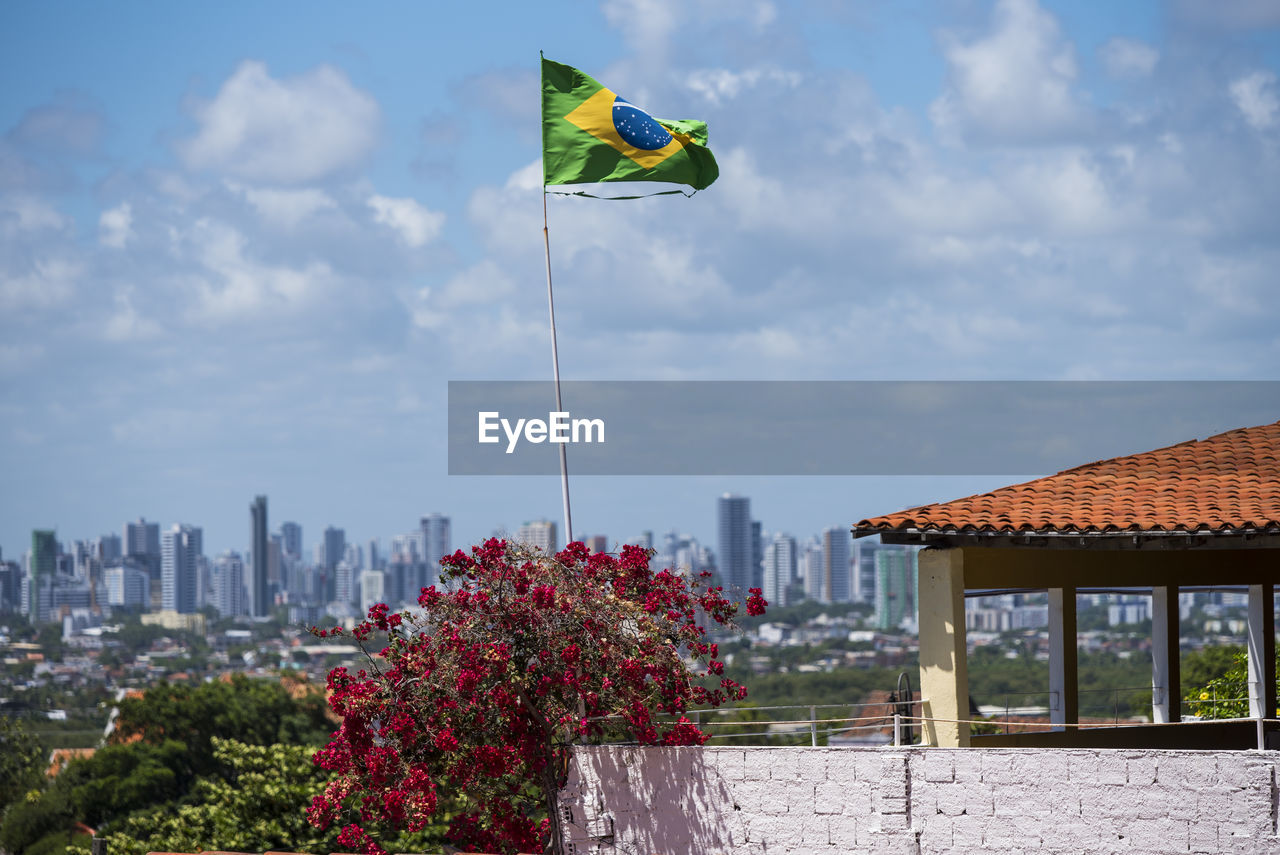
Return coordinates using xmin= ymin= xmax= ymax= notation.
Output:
xmin=541 ymin=56 xmax=719 ymax=192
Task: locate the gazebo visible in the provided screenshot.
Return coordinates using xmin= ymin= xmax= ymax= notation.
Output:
xmin=853 ymin=420 xmax=1280 ymax=748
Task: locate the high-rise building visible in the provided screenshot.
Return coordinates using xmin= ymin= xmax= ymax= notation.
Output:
xmin=280 ymin=521 xmax=302 ymax=560
xmin=800 ymin=538 xmax=825 ymax=602
xmin=210 ymin=551 xmax=245 ymax=618
xmin=874 ymin=546 xmax=919 ymax=630
xmin=335 ymin=560 xmax=356 ymax=606
xmin=359 ymin=568 xmax=387 ymax=615
xmin=367 ymin=538 xmax=381 ymax=572
xmin=585 ymin=535 xmax=609 ymax=554
xmin=124 ymin=518 xmax=161 ymax=604
xmin=161 ymin=524 xmax=202 ymax=614
xmin=823 ymin=527 xmax=852 ymax=603
xmin=517 ymin=520 xmax=557 ymax=554
xmin=421 ymin=513 xmax=451 ymax=568
xmin=105 ymin=565 xmax=151 ymax=609
xmin=717 ymin=494 xmax=753 ymax=594
xmin=854 ymin=540 xmax=878 ymax=604
xmin=250 ymin=495 xmax=268 ymax=617
xmin=30 ymin=530 xmax=58 ymax=623
xmin=322 ymin=526 xmax=346 ymax=603
xmin=751 ymin=521 xmax=764 ymax=590
xmin=762 ymin=533 xmax=796 ymax=606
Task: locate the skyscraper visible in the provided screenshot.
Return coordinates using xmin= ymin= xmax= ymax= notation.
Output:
xmin=30 ymin=530 xmax=57 ymax=623
xmin=517 ymin=520 xmax=557 ymax=554
xmin=717 ymin=494 xmax=753 ymax=594
xmin=250 ymin=495 xmax=268 ymax=616
xmin=762 ymin=533 xmax=796 ymax=606
xmin=874 ymin=546 xmax=919 ymax=630
xmin=421 ymin=513 xmax=451 ymax=568
xmin=161 ymin=524 xmax=202 ymax=614
xmin=323 ymin=526 xmax=345 ymax=603
xmin=823 ymin=526 xmax=852 ymax=603
xmin=210 ymin=551 xmax=245 ymax=618
xmin=124 ymin=518 xmax=161 ymax=605
xmin=280 ymin=521 xmax=302 ymax=560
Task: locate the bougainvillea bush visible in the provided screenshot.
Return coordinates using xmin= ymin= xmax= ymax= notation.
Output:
xmin=308 ymin=539 xmax=766 ymax=855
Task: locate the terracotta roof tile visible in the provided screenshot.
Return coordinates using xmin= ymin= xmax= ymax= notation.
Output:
xmin=854 ymin=420 xmax=1280 ymax=537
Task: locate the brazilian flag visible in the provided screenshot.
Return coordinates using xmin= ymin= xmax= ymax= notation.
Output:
xmin=541 ymin=57 xmax=719 ymax=192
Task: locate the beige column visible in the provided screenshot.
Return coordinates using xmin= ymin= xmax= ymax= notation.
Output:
xmin=917 ymin=547 xmax=969 ymax=747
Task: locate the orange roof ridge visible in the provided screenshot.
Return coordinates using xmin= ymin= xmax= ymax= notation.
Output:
xmin=855 ymin=420 xmax=1280 ymax=537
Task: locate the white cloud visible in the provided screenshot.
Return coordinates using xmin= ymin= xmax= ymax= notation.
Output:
xmin=229 ymin=183 xmax=338 ymax=228
xmin=411 ymin=260 xmax=516 ymax=330
xmin=98 ymin=202 xmax=134 ymax=248
xmin=685 ymin=67 xmax=803 ymax=106
xmin=102 ymin=287 xmax=161 ymax=342
xmin=178 ymin=60 xmax=379 ymax=183
xmin=0 ymin=256 xmax=80 ymax=312
xmin=181 ymin=219 xmax=338 ymax=322
xmin=1230 ymin=71 xmax=1279 ymax=129
xmin=0 ymin=196 xmax=68 ymax=236
xmin=930 ymin=0 xmax=1088 ymax=143
xmin=1099 ymin=37 xmax=1159 ymax=79
xmin=367 ymin=194 xmax=444 ymax=247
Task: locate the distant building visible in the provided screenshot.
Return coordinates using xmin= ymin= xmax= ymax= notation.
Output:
xmin=30 ymin=529 xmax=58 ymax=623
xmin=322 ymin=526 xmax=345 ymax=603
xmin=762 ymin=533 xmax=796 ymax=607
xmin=517 ymin=520 xmax=557 ymax=554
xmin=717 ymin=494 xmax=753 ymax=594
xmin=123 ymin=518 xmax=161 ymax=604
xmin=335 ymin=560 xmax=356 ymax=607
xmin=142 ymin=610 xmax=206 ymax=634
xmin=359 ymin=569 xmax=387 ymax=615
xmin=104 ymin=564 xmax=150 ymax=609
xmin=280 ymin=521 xmax=302 ymax=560
xmin=210 ymin=551 xmax=245 ymax=618
xmin=421 ymin=513 xmax=451 ymax=569
xmin=161 ymin=524 xmax=202 ymax=614
xmin=823 ymin=526 xmax=852 ymax=603
xmin=250 ymin=495 xmax=268 ymax=616
xmin=585 ymin=535 xmax=609 ymax=554
xmin=800 ymin=538 xmax=825 ymax=602
xmin=874 ymin=546 xmax=919 ymax=631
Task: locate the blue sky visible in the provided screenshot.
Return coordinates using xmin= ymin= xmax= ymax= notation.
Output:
xmin=3 ymin=0 xmax=1279 ymax=560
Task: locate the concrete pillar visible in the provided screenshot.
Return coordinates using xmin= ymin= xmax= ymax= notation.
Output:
xmin=917 ymin=547 xmax=969 ymax=747
xmin=1048 ymin=587 xmax=1078 ymax=727
xmin=1247 ymin=584 xmax=1276 ymax=721
xmin=1151 ymin=586 xmax=1181 ymax=723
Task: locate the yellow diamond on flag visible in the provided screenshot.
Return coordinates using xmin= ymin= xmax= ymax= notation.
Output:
xmin=563 ymin=88 xmax=692 ymax=169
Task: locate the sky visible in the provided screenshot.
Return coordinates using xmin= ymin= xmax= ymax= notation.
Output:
xmin=2 ymin=0 xmax=1279 ymax=560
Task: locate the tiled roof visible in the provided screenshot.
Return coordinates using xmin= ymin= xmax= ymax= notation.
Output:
xmin=854 ymin=420 xmax=1280 ymax=537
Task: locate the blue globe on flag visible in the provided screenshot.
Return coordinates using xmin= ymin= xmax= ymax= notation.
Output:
xmin=612 ymin=98 xmax=673 ymax=150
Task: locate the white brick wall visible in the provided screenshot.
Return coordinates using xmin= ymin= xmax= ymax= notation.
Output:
xmin=560 ymin=746 xmax=1280 ymax=855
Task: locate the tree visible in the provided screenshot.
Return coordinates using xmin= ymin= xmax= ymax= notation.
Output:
xmin=308 ymin=539 xmax=766 ymax=855
xmin=1185 ymin=649 xmax=1280 ymax=719
xmin=80 ymin=738 xmax=444 ymax=855
xmin=0 ymin=716 xmax=45 ymax=810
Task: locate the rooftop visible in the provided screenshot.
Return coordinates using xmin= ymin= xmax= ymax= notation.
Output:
xmin=854 ymin=420 xmax=1280 ymax=541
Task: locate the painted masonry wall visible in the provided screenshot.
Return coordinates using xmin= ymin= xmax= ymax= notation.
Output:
xmin=560 ymin=746 xmax=1280 ymax=855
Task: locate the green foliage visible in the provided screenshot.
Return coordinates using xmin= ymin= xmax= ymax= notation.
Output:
xmin=0 ymin=716 xmax=46 ymax=809
xmin=85 ymin=738 xmax=439 ymax=855
xmin=111 ymin=675 xmax=332 ymax=777
xmin=0 ymin=676 xmax=342 ymax=855
xmin=1184 ymin=648 xmax=1279 ymax=719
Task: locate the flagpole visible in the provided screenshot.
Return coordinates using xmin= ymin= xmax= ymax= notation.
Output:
xmin=542 ymin=189 xmax=574 ymax=546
